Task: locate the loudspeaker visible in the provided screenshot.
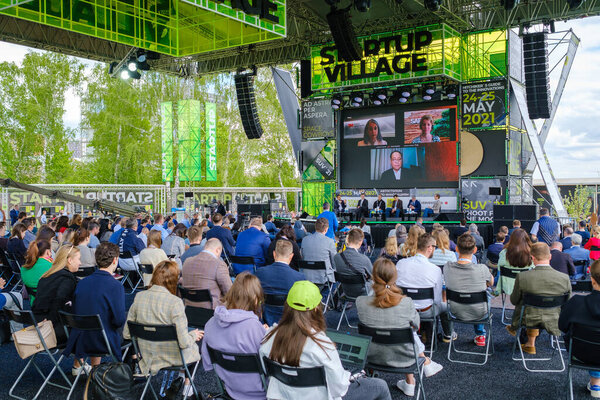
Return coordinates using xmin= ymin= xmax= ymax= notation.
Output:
xmin=493 ymin=205 xmax=514 ymax=220
xmin=234 ymin=72 xmax=263 ymax=139
xmin=300 ymin=211 xmax=309 ymax=219
xmin=434 ymin=212 xmax=465 ymax=222
xmin=523 ymin=32 xmax=551 ymax=119
xmin=184 ymin=192 xmax=193 ymax=198
xmin=489 ymin=187 xmax=502 ymax=196
xmin=300 ymin=60 xmax=313 ymax=99
xmin=326 ymin=8 xmax=362 ymax=62
xmin=514 ymin=204 xmax=538 ymax=220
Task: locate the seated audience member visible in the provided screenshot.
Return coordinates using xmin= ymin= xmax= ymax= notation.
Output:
xmin=575 ymin=221 xmax=591 ymax=247
xmin=139 ymin=230 xmax=169 ymax=286
xmin=265 ymin=225 xmax=302 ymax=270
xmin=454 ymin=219 xmax=469 ymax=239
xmin=264 ymin=215 xmax=279 ymax=239
xmin=0 ymin=276 xmax=24 ymax=318
xmin=396 ymin=233 xmax=452 ymax=342
xmin=202 ymin=273 xmax=268 ymax=400
xmin=507 ymin=219 xmax=521 ymax=238
xmin=69 ymin=214 xmax=82 ymax=230
xmin=108 ymin=217 xmax=127 ymax=244
xmin=334 ymin=228 xmax=373 ymax=297
xmin=429 ymin=229 xmax=457 ymax=267
xmin=180 ymin=226 xmax=206 ymax=265
xmin=399 ymin=225 xmax=424 ymax=259
xmin=181 ymin=238 xmax=232 ymax=309
xmin=119 ymin=219 xmax=146 ymax=257
xmin=98 ymin=219 xmax=113 ymax=242
xmin=21 ymin=240 xmax=54 ymax=305
xmin=506 ymin=242 xmax=572 ymax=354
xmin=87 ymin=222 xmax=101 ymax=249
xmin=300 ymin=217 xmax=336 ymax=287
xmin=561 ymin=226 xmax=574 ymax=250
xmin=486 ymin=232 xmax=506 ymax=269
xmin=56 ymin=215 xmax=69 ymax=234
xmin=150 ymin=213 xmax=169 ymax=240
xmin=388 ymin=223 xmax=401 ymax=238
xmin=293 ymin=218 xmax=307 ymax=243
xmin=559 ymin=259 xmax=600 ymax=398
xmin=585 ymin=225 xmax=600 ymax=261
xmin=256 ymin=240 xmax=305 ymax=325
xmin=396 ymin=225 xmax=407 ymax=246
xmin=379 ymin=237 xmax=400 ymax=264
xmin=162 ymin=223 xmax=187 ymax=267
xmin=497 ymin=228 xmax=535 ymax=296
xmin=549 ymin=242 xmax=575 ymax=276
xmin=32 ymin=245 xmax=80 ymax=345
xmin=359 ymin=218 xmax=371 ymax=235
xmin=468 ymin=223 xmax=485 ymax=250
xmin=124 ymin=260 xmax=202 ymax=397
xmin=0 ymin=222 xmax=8 ymax=251
xmin=317 ymin=202 xmax=339 ymax=239
xmin=500 ymin=225 xmax=510 ymax=244
xmin=22 ymin=217 xmax=37 ymax=249
xmin=73 ymin=229 xmax=96 ymax=268
xmin=444 ymin=234 xmax=494 ymax=347
xmin=63 ymin=242 xmax=126 ymax=366
xmin=206 ymin=213 xmax=235 ymax=258
xmin=357 ymin=259 xmax=443 ymax=396
xmin=260 ymin=281 xmax=391 ymax=400
xmin=233 ymin=217 xmax=271 ymax=274
xmin=7 ymin=223 xmax=28 ymax=265
xmin=564 ymin=233 xmax=591 ymax=279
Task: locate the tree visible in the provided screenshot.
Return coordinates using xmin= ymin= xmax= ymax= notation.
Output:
xmin=562 ymin=185 xmax=594 ymax=221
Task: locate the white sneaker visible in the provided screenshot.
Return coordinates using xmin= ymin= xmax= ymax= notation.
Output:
xmin=423 ymin=360 xmax=443 ymax=378
xmin=71 ymin=363 xmax=92 ymax=377
xmin=182 ymin=384 xmax=194 ymax=398
xmin=396 ymin=379 xmax=416 ymax=396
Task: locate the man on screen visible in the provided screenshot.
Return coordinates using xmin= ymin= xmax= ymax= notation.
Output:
xmin=379 ymin=150 xmax=414 ymax=185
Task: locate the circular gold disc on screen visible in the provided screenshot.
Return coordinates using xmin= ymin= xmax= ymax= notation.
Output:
xmin=460 ymin=131 xmax=484 ymax=176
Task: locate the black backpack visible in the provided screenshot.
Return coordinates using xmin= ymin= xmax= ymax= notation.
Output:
xmin=84 ymin=362 xmax=135 ymax=400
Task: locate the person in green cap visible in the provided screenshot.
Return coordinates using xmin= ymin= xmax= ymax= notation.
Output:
xmin=260 ymin=280 xmax=391 ymax=400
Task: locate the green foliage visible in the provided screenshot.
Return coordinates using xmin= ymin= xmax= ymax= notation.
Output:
xmin=432 ymin=109 xmax=450 ymax=139
xmin=562 ymin=185 xmax=594 ymax=221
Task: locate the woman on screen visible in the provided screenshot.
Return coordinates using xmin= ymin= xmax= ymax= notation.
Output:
xmin=358 ymin=119 xmax=387 ymax=146
xmin=411 ymin=115 xmax=440 ymax=144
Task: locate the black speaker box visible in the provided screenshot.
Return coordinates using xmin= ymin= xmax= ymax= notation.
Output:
xmin=434 ymin=212 xmax=465 ymax=222
xmin=300 ymin=60 xmax=312 ymax=99
xmin=523 ymin=32 xmax=551 ymax=119
xmin=493 ymin=205 xmax=514 ymax=220
xmin=326 ymin=8 xmax=362 ymax=62
xmin=234 ymin=73 xmax=263 ymax=139
xmin=513 ymin=204 xmax=538 ymax=220
xmin=184 ymin=192 xmax=193 ymax=198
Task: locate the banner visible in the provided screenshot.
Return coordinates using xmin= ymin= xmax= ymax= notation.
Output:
xmin=302 ymin=99 xmax=335 ymax=139
xmin=177 ymin=100 xmax=202 ymax=182
xmin=205 ymin=102 xmax=217 ymax=181
xmin=161 ymin=102 xmax=174 ymax=182
xmin=461 ymin=80 xmax=507 ymax=128
xmin=461 ymin=178 xmax=505 ymax=221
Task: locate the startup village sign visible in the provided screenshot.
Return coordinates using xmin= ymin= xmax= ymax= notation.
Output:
xmin=310 ymin=24 xmax=461 ymax=91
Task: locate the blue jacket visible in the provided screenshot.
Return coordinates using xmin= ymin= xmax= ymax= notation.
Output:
xmin=63 ymin=270 xmax=126 ymax=359
xmin=118 ymin=228 xmax=145 ymax=256
xmin=206 ymin=226 xmax=235 ymax=257
xmin=108 ymin=229 xmax=123 ymax=245
xmin=408 ymin=199 xmax=422 ymax=214
xmin=264 ymin=221 xmax=278 ymax=234
xmin=560 ymin=236 xmax=573 ymax=251
xmin=9 ymin=209 xmax=18 ymax=225
xmin=575 ymin=230 xmax=590 ymax=246
xmin=255 ymin=262 xmax=305 ymax=325
xmin=233 ymin=227 xmax=270 ymax=273
xmin=317 ymin=210 xmax=338 ymax=239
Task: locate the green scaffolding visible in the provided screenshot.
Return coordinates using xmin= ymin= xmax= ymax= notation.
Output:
xmin=177 ymin=99 xmax=203 ymax=182
xmin=302 ymin=181 xmax=336 ymax=217
xmin=160 ymin=101 xmax=174 ymax=182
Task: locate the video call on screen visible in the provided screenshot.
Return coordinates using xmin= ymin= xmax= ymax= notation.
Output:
xmin=339 ymin=102 xmax=459 ymax=189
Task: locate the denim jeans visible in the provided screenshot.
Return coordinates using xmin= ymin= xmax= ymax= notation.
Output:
xmin=474 ymin=324 xmax=486 ymax=336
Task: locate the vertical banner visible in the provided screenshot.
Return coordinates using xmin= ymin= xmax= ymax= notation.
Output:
xmin=205 ymin=102 xmax=217 ymax=182
xmin=177 ymin=100 xmax=202 ymax=181
xmin=160 ymin=101 xmax=174 ymax=182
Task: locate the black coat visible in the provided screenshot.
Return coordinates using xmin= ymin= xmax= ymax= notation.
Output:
xmin=550 ymin=249 xmax=575 ymax=276
xmin=559 ymin=291 xmax=600 ymax=364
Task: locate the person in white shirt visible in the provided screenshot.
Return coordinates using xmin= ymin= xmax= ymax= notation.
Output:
xmin=396 ymin=233 xmax=453 ymax=342
xmin=260 ymin=281 xmax=391 ymax=400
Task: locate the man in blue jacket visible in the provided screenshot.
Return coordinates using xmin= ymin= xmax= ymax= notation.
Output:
xmin=256 ymin=240 xmax=305 ymax=325
xmin=206 ymin=213 xmax=235 ymax=258
xmin=317 ymin=202 xmax=338 ymax=239
xmin=119 ymin=219 xmax=145 ymax=256
xmin=9 ymin=204 xmax=19 ymax=226
xmin=233 ymin=217 xmax=270 ymax=274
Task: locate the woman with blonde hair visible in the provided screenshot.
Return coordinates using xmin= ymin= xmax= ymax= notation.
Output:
xmin=429 ymin=229 xmax=457 ymax=267
xmin=139 ymin=230 xmax=169 ymax=286
xmin=379 ymin=237 xmax=399 ymax=264
xmin=201 ymin=272 xmax=268 ymax=400
xmin=399 ymin=225 xmax=425 ymax=258
xmin=356 ymin=259 xmax=442 ymax=396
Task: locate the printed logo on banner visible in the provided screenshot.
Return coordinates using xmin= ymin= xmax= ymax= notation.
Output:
xmin=205 ymin=102 xmax=217 ymax=181
xmin=461 ymin=179 xmax=504 ymax=221
xmin=461 ymin=80 xmax=507 ymax=128
xmin=302 ymin=99 xmax=334 ymax=139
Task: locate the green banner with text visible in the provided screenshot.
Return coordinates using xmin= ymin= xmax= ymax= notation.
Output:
xmin=205 ymin=102 xmax=217 ymax=181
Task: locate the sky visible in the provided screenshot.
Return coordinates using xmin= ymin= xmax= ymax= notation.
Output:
xmin=0 ymin=17 xmax=599 ymax=179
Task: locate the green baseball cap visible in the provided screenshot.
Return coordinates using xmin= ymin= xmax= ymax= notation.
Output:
xmin=286 ymin=281 xmax=322 ymax=311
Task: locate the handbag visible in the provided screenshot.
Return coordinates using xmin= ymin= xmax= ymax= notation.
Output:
xmin=12 ymin=319 xmax=57 ymax=359
xmin=84 ymin=362 xmax=136 ymax=400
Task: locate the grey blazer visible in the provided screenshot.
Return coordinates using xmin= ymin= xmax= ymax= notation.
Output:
xmin=300 ymin=232 xmax=337 ymax=284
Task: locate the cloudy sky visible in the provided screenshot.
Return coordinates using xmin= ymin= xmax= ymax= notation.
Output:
xmin=0 ymin=17 xmax=599 ymax=179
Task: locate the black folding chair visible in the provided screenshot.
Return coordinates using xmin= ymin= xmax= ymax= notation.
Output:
xmin=118 ymin=251 xmax=142 ymax=292
xmin=127 ymin=321 xmax=202 ymax=400
xmin=206 ymin=345 xmax=267 ymax=399
xmin=0 ymin=248 xmax=18 ymax=289
xmin=358 ymin=323 xmax=427 ymax=400
xmin=5 ymin=309 xmax=72 ymax=400
xmin=178 ymin=286 xmax=214 ymax=329
xmin=25 ymin=285 xmax=37 ymax=301
xmin=446 ymin=289 xmax=494 ymax=365
xmin=229 ymin=256 xmax=256 ymax=275
xmin=263 ymin=293 xmax=287 ymax=326
xmin=498 ymin=266 xmax=527 ymax=325
xmin=572 ymin=259 xmax=588 ymax=280
xmin=334 ymin=272 xmax=369 ymax=330
xmin=571 ymin=280 xmax=592 ymax=293
xmin=262 ymin=356 xmax=327 ymax=389
xmin=136 ymin=263 xmax=154 ymax=290
xmin=298 ymin=260 xmax=334 ymax=312
xmin=4 ymin=251 xmax=23 ymax=292
xmin=73 ymin=266 xmax=96 ymax=279
xmin=400 ymin=287 xmax=438 ymax=358
xmin=566 ymin=323 xmax=600 ymax=400
xmin=511 ymin=292 xmax=569 ymax=373
xmin=57 ymin=311 xmax=130 ymax=400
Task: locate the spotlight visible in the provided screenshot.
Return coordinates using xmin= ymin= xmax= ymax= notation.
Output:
xmin=129 ymin=70 xmax=141 ymax=79
xmin=331 ymin=94 xmax=343 ymax=110
xmin=120 ymin=69 xmax=130 ymax=80
xmin=398 ymin=97 xmax=408 ymax=103
xmin=422 ymin=86 xmax=433 ymax=101
xmin=374 ymin=89 xmax=388 ymax=101
xmin=444 ymin=84 xmax=457 ymax=99
xmin=373 ymin=98 xmax=383 ymax=106
xmin=399 ymin=86 xmax=412 ymax=98
xmin=352 ymin=92 xmax=364 ymax=104
xmin=354 ymin=0 xmax=371 ymax=12
xmin=424 ymin=0 xmax=441 ymax=11
xmin=424 ymin=84 xmax=436 ymax=95
xmin=127 ymin=58 xmax=138 ymax=72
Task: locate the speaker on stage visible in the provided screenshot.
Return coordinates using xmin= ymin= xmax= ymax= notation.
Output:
xmin=434 ymin=212 xmax=465 ymax=222
xmin=523 ymin=32 xmax=551 ymax=119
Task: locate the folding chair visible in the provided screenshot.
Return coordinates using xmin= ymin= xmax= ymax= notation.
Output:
xmin=118 ymin=251 xmax=142 ymax=292
xmin=262 ymin=356 xmax=326 ymax=389
xmin=178 ymin=286 xmax=214 ymax=329
xmin=221 ymin=252 xmax=235 ymax=277
xmin=498 ymin=266 xmax=524 ymax=325
xmin=0 ymin=248 xmax=17 ymax=288
xmin=5 ymin=309 xmax=72 ymax=400
xmin=400 ymin=287 xmax=438 ymax=358
xmin=571 ymin=280 xmax=593 ymax=293
xmin=24 ymin=285 xmax=37 ymax=301
xmin=263 ymin=293 xmax=286 ymax=326
xmin=229 ymin=256 xmax=256 ymax=275
xmin=57 ymin=311 xmax=130 ymax=400
xmin=127 ymin=321 xmax=202 ymax=400
xmin=73 ymin=266 xmax=96 ymax=279
xmin=511 ymin=292 xmax=569 ymax=373
xmin=572 ymin=259 xmax=588 ymax=280
xmin=565 ymin=323 xmax=600 ymax=400
xmin=446 ymin=289 xmax=494 ymax=366
xmin=298 ymin=260 xmax=334 ymax=311
xmin=334 ymin=272 xmax=368 ymax=330
xmin=358 ymin=323 xmax=427 ymax=400
xmin=137 ymin=263 xmax=154 ymax=289
xmin=206 ymin=345 xmax=267 ymax=399
xmin=4 ymin=251 xmax=23 ymax=292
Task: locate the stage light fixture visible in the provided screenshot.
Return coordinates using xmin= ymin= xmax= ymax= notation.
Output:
xmin=424 ymin=84 xmax=436 ymax=95
xmin=375 ymin=89 xmax=387 ymax=100
xmin=351 ymin=101 xmax=361 ymax=107
xmin=422 ymin=86 xmax=433 ymax=101
xmin=326 ymin=8 xmax=362 ymax=62
xmin=373 ymin=98 xmax=383 ymax=106
xmin=444 ymin=84 xmax=457 ymax=99
xmin=120 ymin=69 xmax=130 ymax=79
xmin=352 ymin=92 xmax=364 ymax=103
xmin=127 ymin=58 xmax=138 ymax=72
xmin=398 ymin=97 xmax=408 ymax=103
xmin=331 ymin=94 xmax=343 ymax=109
xmin=399 ymin=86 xmax=412 ymax=98
xmin=354 ymin=0 xmax=371 ymax=12
xmin=129 ymin=70 xmax=142 ymax=79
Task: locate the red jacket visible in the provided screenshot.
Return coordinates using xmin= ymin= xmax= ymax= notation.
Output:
xmin=583 ymin=237 xmax=600 ymax=260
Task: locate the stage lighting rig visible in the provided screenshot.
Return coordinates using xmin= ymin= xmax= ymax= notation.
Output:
xmin=444 ymin=84 xmax=457 ymax=99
